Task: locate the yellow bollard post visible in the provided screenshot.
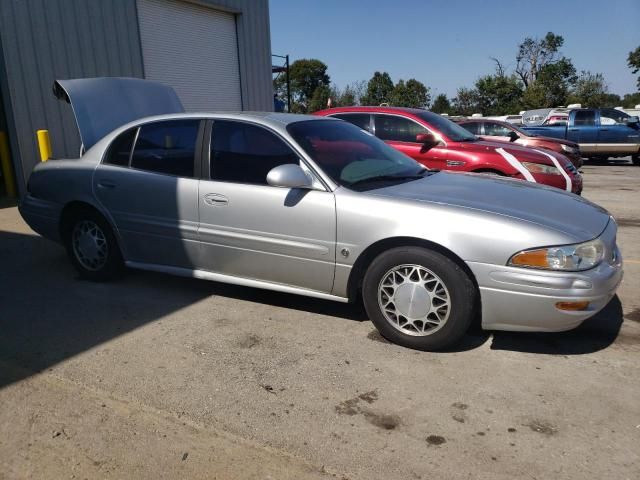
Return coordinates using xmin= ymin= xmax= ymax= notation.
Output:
xmin=0 ymin=131 xmax=17 ymax=198
xmin=37 ymin=129 xmax=52 ymax=162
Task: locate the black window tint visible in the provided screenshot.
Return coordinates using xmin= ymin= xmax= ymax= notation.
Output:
xmin=374 ymin=115 xmax=427 ymax=142
xmin=573 ymin=111 xmax=596 ymax=126
xmin=130 ymin=120 xmax=199 ymax=177
xmin=104 ymin=128 xmax=137 ymax=167
xmin=484 ymin=122 xmax=512 ymax=136
xmin=211 ymin=121 xmax=298 ymax=184
xmin=332 ymin=114 xmax=371 ymax=132
xmin=461 ymin=122 xmax=481 ymax=135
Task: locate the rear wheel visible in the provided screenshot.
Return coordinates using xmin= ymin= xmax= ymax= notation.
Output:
xmin=63 ymin=208 xmax=123 ymax=281
xmin=362 ymin=247 xmax=477 ymax=351
xmin=632 ymin=154 xmax=640 ymax=166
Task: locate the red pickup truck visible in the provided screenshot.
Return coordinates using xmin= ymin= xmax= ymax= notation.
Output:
xmin=314 ymin=106 xmax=582 ymax=194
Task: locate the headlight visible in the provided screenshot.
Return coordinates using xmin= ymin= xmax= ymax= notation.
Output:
xmin=561 ymin=144 xmax=578 ymax=154
xmin=508 ymin=238 xmax=605 ymax=271
xmin=520 ymin=162 xmax=561 ymax=175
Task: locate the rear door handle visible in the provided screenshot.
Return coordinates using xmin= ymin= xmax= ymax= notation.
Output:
xmin=97 ymin=181 xmax=116 ymax=189
xmin=204 ymin=193 xmax=228 ymax=206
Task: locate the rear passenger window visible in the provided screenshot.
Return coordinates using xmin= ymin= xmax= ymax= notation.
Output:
xmin=104 ymin=128 xmax=137 ymax=167
xmin=573 ymin=111 xmax=596 ymax=126
xmin=130 ymin=120 xmax=199 ymax=177
xmin=331 ymin=114 xmax=372 ymax=132
xmin=374 ymin=114 xmax=427 ymax=143
xmin=210 ymin=121 xmax=298 ymax=185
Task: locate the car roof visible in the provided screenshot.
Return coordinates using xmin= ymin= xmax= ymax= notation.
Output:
xmin=126 ymin=111 xmax=326 ymax=128
xmin=317 ymin=106 xmax=431 ymax=116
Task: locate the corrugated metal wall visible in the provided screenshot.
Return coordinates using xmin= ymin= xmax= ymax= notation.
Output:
xmin=0 ymin=0 xmax=144 ymax=193
xmin=0 ymin=0 xmax=272 ymax=195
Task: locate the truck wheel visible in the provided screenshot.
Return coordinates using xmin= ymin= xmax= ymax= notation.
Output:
xmin=63 ymin=208 xmax=123 ymax=281
xmin=633 ymin=154 xmax=640 ymax=166
xmin=362 ymin=247 xmax=477 ymax=351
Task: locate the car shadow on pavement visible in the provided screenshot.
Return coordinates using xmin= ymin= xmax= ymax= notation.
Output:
xmin=0 ymin=229 xmax=369 ymax=390
xmin=489 ymin=295 xmax=624 ymax=355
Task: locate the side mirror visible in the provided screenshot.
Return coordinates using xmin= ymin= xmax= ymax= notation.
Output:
xmin=266 ymin=164 xmax=313 ymax=189
xmin=624 ymin=115 xmax=639 ymax=124
xmin=416 ymin=133 xmax=437 ymax=145
xmin=508 ymin=131 xmax=519 ymax=142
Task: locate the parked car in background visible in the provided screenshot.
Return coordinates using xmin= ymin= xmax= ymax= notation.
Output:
xmin=522 ymin=108 xmax=640 ymax=165
xmin=315 ymin=106 xmax=582 ymax=194
xmin=458 ymin=118 xmax=583 ymax=168
xmin=522 ymin=108 xmax=570 ymax=126
xmin=20 ymin=78 xmax=623 ymax=351
xmin=483 ymin=115 xmax=523 ymax=125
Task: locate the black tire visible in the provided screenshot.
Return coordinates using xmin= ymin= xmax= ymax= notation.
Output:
xmin=362 ymin=247 xmax=477 ymax=351
xmin=63 ymin=208 xmax=123 ymax=281
xmin=633 ymin=154 xmax=640 ymax=166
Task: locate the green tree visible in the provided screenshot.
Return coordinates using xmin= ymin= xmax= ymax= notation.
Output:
xmin=274 ymin=58 xmax=330 ymax=112
xmin=431 ymin=94 xmax=452 ymax=114
xmin=521 ymin=58 xmax=577 ymax=108
xmin=452 ymin=87 xmax=481 ymax=116
xmin=474 ymin=72 xmax=524 ymax=115
xmin=360 ymin=72 xmax=394 ymax=106
xmin=567 ymin=71 xmax=609 ymax=107
xmin=516 ymin=32 xmax=567 ymax=87
xmin=390 ymin=79 xmax=430 ymax=108
xmin=622 ymin=92 xmax=640 ymax=108
xmin=628 ymin=46 xmax=640 ymax=90
xmin=307 ymin=85 xmax=332 ymax=113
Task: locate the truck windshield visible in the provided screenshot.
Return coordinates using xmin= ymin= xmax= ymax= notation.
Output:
xmin=414 ymin=111 xmax=478 ymax=142
xmin=287 ymin=120 xmax=428 ymax=190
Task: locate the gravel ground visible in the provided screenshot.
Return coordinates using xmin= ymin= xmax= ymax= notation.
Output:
xmin=1 ymin=159 xmax=639 ymax=479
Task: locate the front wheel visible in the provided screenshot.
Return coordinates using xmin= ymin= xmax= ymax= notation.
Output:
xmin=632 ymin=154 xmax=640 ymax=166
xmin=362 ymin=247 xmax=477 ymax=351
xmin=63 ymin=209 xmax=123 ymax=281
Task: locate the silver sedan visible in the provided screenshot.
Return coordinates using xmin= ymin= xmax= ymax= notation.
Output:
xmin=20 ymin=78 xmax=623 ymax=351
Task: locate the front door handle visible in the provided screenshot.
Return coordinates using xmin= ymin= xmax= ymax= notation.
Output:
xmin=204 ymin=193 xmax=228 ymax=206
xmin=97 ymin=181 xmax=116 ymax=189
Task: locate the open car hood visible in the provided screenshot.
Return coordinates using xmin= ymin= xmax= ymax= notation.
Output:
xmin=54 ymin=77 xmax=184 ymax=151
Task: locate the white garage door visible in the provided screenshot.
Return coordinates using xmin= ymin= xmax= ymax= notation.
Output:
xmin=137 ymin=0 xmax=242 ymax=111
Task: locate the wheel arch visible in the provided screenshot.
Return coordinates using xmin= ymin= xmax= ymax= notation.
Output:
xmin=346 ymin=236 xmax=479 ymax=302
xmin=59 ymin=201 xmax=124 ymax=256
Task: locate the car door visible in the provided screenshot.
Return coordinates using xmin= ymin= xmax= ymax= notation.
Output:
xmin=197 ymin=120 xmax=336 ymax=293
xmin=597 ymin=108 xmax=640 ymax=155
xmin=373 ymin=114 xmax=448 ymax=169
xmin=94 ymin=119 xmax=202 ymax=268
xmin=567 ymin=110 xmax=598 ymax=154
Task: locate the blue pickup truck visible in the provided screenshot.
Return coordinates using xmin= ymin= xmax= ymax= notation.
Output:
xmin=522 ymin=108 xmax=640 ymax=165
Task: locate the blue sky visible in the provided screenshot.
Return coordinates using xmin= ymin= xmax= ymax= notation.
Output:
xmin=269 ymin=0 xmax=640 ymax=99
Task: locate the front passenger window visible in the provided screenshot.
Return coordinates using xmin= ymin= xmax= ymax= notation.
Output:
xmin=130 ymin=120 xmax=199 ymax=177
xmin=210 ymin=121 xmax=299 ymax=184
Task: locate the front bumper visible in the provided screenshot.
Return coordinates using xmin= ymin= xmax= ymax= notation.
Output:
xmin=467 ymin=222 xmax=623 ymax=332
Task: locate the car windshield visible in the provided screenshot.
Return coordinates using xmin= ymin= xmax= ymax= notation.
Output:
xmin=414 ymin=111 xmax=478 ymax=142
xmin=287 ymin=120 xmax=430 ymax=190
